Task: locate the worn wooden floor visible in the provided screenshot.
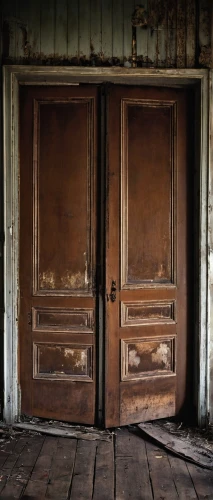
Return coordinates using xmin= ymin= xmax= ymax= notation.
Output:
xmin=0 ymin=428 xmax=213 ymax=499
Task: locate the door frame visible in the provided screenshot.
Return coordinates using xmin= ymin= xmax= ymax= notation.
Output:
xmin=3 ymin=65 xmax=211 ymax=426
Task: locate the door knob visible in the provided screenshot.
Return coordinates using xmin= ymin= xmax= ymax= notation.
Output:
xmin=107 ymin=280 xmax=116 ymax=302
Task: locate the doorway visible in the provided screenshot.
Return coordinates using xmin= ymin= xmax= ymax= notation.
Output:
xmin=19 ymin=83 xmax=194 ymax=427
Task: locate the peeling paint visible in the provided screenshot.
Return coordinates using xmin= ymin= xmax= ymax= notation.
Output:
xmin=156 ymin=263 xmax=166 ymax=278
xmin=61 ymin=271 xmax=85 ymax=289
xmin=129 ymin=349 xmax=140 ymax=368
xmin=36 ymin=344 xmax=90 ymax=377
xmin=126 ymin=339 xmax=173 ymax=378
xmin=64 ymin=348 xmax=87 ymax=370
xmin=39 ymin=270 xmax=55 ymax=289
xmin=152 ymin=342 xmax=171 ymax=369
xmin=1 ymin=1 xmax=212 ymax=69
xmin=39 ymin=270 xmax=86 ymax=290
xmin=132 ymin=6 xmax=148 ymax=27
xmin=199 ymin=46 xmax=212 ymax=68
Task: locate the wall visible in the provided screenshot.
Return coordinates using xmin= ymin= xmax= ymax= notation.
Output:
xmin=1 ymin=0 xmax=212 ymax=68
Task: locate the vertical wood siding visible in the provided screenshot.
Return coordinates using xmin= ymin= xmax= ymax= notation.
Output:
xmin=1 ymin=1 xmax=212 ymax=65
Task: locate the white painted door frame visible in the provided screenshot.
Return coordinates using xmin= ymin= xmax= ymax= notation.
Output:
xmin=3 ymin=65 xmax=211 ymax=426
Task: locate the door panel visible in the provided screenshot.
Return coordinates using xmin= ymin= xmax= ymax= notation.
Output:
xmin=106 ymin=86 xmax=192 ymax=427
xmin=19 ymin=86 xmax=98 ymax=423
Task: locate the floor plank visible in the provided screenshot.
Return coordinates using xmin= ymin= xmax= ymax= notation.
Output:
xmin=145 ymin=440 xmax=178 ymax=499
xmin=45 ymin=437 xmax=77 ymax=499
xmin=0 ymin=437 xmax=18 ymax=468
xmin=0 ymin=435 xmax=44 ymax=498
xmin=93 ymin=440 xmax=114 ymax=500
xmin=30 ymin=436 xmax=58 ymax=482
xmin=22 ymin=479 xmax=48 ymax=499
xmin=0 ymin=466 xmax=32 ymax=499
xmin=70 ymin=439 xmax=97 ymax=500
xmin=168 ymin=455 xmax=198 ymax=499
xmin=115 ymin=429 xmax=153 ymax=500
xmin=0 ymin=428 xmax=210 ymax=499
xmin=15 ymin=436 xmax=45 ymax=468
xmin=187 ymin=462 xmax=213 ymax=499
xmin=2 ymin=437 xmax=29 ymax=471
xmin=22 ymin=436 xmax=58 ymax=497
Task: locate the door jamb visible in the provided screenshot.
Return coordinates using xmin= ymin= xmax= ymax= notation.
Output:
xmin=3 ymin=66 xmax=210 ymax=426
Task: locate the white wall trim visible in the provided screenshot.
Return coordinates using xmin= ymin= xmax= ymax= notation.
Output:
xmin=3 ymin=65 xmax=210 ymax=425
xmin=208 ymin=70 xmax=213 ymax=424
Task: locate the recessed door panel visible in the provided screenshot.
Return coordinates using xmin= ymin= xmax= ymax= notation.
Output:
xmin=121 ymin=99 xmax=175 ymax=286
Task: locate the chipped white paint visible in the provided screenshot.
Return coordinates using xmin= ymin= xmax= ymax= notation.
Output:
xmin=39 ymin=269 xmax=85 ymax=289
xmin=128 ymin=349 xmax=140 ymax=368
xmin=39 ymin=270 xmax=56 ymax=289
xmin=61 ymin=271 xmax=85 ymax=289
xmin=3 ymin=65 xmax=210 ymax=426
xmin=207 ymin=70 xmax=213 ymax=424
xmin=152 ymin=343 xmax=171 ymax=370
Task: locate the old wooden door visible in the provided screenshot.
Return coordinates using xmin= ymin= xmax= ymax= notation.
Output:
xmin=105 ymin=85 xmax=193 ymax=427
xmin=19 ymin=84 xmax=193 ymax=427
xmin=19 ymin=85 xmax=98 ymax=424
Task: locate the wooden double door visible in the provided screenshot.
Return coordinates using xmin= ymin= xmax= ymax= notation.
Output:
xmin=19 ymin=83 xmax=193 ymax=427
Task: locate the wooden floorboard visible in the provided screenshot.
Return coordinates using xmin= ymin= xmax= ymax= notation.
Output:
xmin=46 ymin=438 xmax=77 ymax=499
xmin=187 ymin=462 xmax=213 ymax=499
xmin=93 ymin=440 xmax=114 ymax=500
xmin=145 ymin=439 xmax=179 ymax=499
xmin=0 ymin=428 xmax=212 ymax=499
xmin=168 ymin=455 xmax=198 ymax=499
xmin=69 ymin=439 xmax=97 ymax=500
xmin=115 ymin=429 xmax=153 ymax=500
xmin=0 ymin=436 xmax=45 ymax=499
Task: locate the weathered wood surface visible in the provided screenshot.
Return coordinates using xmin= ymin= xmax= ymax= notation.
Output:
xmin=1 ymin=0 xmax=212 ymax=68
xmin=139 ymin=422 xmax=213 ymax=469
xmin=0 ymin=428 xmax=212 ymax=498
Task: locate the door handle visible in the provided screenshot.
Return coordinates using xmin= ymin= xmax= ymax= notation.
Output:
xmin=107 ymin=280 xmax=117 ymax=302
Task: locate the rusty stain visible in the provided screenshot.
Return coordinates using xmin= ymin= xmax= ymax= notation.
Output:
xmin=132 ymin=5 xmax=148 ymax=27
xmin=1 ymin=1 xmax=211 ymax=69
xmin=148 ymin=0 xmax=166 ymax=29
xmin=176 ymin=0 xmax=186 ymax=68
xmin=20 ymin=25 xmax=29 ymax=56
xmin=199 ymin=46 xmax=212 ymax=68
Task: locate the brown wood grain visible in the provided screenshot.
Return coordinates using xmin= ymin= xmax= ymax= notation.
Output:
xmin=106 ymin=85 xmax=194 ymax=426
xmin=19 ymin=85 xmax=98 ymax=423
xmin=0 ymin=430 xmax=209 ymax=499
xmin=69 ymin=439 xmax=97 ymax=500
xmin=168 ymin=455 xmax=198 ymax=499
xmin=93 ymin=441 xmax=114 ymax=500
xmin=145 ymin=440 xmax=178 ymax=499
xmin=115 ymin=429 xmax=153 ymax=500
